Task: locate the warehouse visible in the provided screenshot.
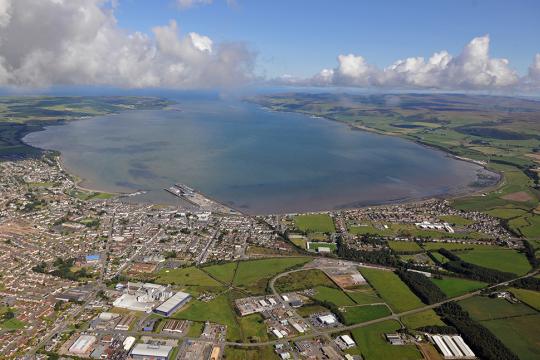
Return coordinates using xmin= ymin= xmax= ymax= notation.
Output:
xmin=153 ymin=291 xmax=191 ymax=316
xmin=431 ymin=334 xmax=475 ymax=359
xmin=130 ymin=343 xmax=173 ymax=360
xmin=69 ymin=335 xmax=96 ymax=355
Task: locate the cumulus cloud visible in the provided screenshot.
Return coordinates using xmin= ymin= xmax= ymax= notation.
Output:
xmin=0 ymin=0 xmax=255 ymax=88
xmin=287 ymin=35 xmax=531 ymax=90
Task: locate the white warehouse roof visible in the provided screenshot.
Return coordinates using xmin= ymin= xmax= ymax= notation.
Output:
xmin=131 ymin=343 xmax=173 ymax=358
xmin=154 ymin=291 xmax=191 ymax=314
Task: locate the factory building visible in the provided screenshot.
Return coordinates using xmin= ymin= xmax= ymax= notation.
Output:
xmin=431 ymin=334 xmax=475 ymax=359
xmin=153 ymin=291 xmax=191 ymax=317
xmin=130 ymin=343 xmax=173 ymax=360
xmin=69 ymin=335 xmax=97 ymax=355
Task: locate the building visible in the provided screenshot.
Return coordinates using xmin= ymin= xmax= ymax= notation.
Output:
xmin=130 ymin=343 xmax=173 ymax=360
xmin=431 ymin=334 xmax=475 ymax=359
xmin=153 ymin=291 xmax=191 ymax=316
xmin=385 ymin=333 xmax=404 ymax=345
xmin=69 ymin=335 xmax=97 ymax=355
xmin=210 ymin=346 xmax=221 ymax=360
xmin=340 ymin=335 xmax=356 ymax=348
xmin=123 ymin=336 xmax=136 ymax=351
xmin=318 ymin=314 xmax=337 ymax=325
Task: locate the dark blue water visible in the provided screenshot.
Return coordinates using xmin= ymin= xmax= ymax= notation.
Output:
xmin=24 ymin=99 xmax=494 ymax=214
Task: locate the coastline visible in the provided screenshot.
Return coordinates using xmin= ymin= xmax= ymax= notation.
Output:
xmin=18 ymin=100 xmax=502 ymax=215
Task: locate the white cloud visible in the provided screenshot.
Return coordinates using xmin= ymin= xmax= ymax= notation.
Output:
xmin=302 ymin=35 xmax=524 ymax=90
xmin=0 ymin=0 xmax=255 ymax=88
xmin=177 ymin=0 xmax=213 ymax=9
xmin=526 ymin=54 xmax=540 ymax=84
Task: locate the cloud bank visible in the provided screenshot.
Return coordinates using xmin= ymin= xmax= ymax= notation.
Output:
xmin=281 ymin=35 xmax=540 ymax=91
xmin=0 ymin=0 xmax=255 ymax=88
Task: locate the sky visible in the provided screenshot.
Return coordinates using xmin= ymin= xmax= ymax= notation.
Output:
xmin=0 ymin=0 xmax=539 ymax=92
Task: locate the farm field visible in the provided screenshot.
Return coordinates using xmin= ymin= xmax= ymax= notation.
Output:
xmin=233 ymin=257 xmax=310 ymax=294
xmin=340 ymin=304 xmax=391 ymax=325
xmin=238 ymin=314 xmax=268 ymax=342
xmin=274 ymin=269 xmax=335 ymax=292
xmin=430 ymin=277 xmax=487 ymax=298
xmin=347 ymin=287 xmax=383 ymax=305
xmin=400 ymin=309 xmax=444 ymax=330
xmin=311 ymin=286 xmax=356 ymax=306
xmin=481 ymin=314 xmax=540 ymax=360
xmin=422 ymin=242 xmax=499 ymax=251
xmin=459 ymin=296 xmax=537 ymax=321
xmin=294 ymin=214 xmax=336 ymax=233
xmin=509 ymin=288 xmax=540 ymax=311
xmin=456 ymin=248 xmax=531 ymax=275
xmin=359 ymin=268 xmax=424 ymax=313
xmin=439 ymin=215 xmax=474 ymax=226
xmin=345 ymin=320 xmax=422 ymax=359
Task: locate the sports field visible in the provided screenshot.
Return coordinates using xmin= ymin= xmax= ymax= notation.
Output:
xmin=359 ymin=268 xmax=424 ymax=313
xmin=294 ymin=214 xmax=336 ymax=233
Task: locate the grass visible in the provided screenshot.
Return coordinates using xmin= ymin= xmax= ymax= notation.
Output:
xmin=296 ymin=304 xmax=329 ymax=317
xmin=223 ymin=346 xmax=278 ymax=360
xmin=422 ymin=242 xmax=499 ymax=251
xmin=459 ymin=296 xmax=537 ymax=321
xmin=340 ymin=304 xmax=391 ymax=325
xmin=238 ymin=313 xmax=268 ymax=342
xmin=480 ymin=314 xmax=540 ymax=360
xmin=0 ymin=307 xmax=25 ymax=331
xmin=173 ymin=293 xmax=241 ymax=341
xmin=430 ymin=277 xmax=487 ymax=298
xmin=400 ymin=309 xmax=444 ymax=329
xmin=439 ymin=215 xmax=474 ymax=226
xmin=233 ymin=257 xmax=310 ymax=294
xmin=509 ymin=287 xmax=540 ymax=311
xmin=456 ymin=248 xmax=531 ymax=275
xmin=346 ymin=320 xmax=422 ymax=359
xmin=274 ymin=269 xmax=335 ymax=292
xmin=307 ymin=242 xmax=337 ymax=251
xmin=311 ymin=286 xmax=356 ymax=306
xmin=186 ymin=321 xmax=204 ymax=338
xmin=155 ymin=267 xmax=223 ymax=287
xmin=359 ymin=268 xmax=424 ymax=313
xmin=202 ymin=262 xmax=238 ymax=285
xmin=347 ymin=287 xmax=383 ymax=305
xmin=387 ymin=241 xmax=422 ymax=252
xmin=294 ymin=214 xmax=336 ymax=233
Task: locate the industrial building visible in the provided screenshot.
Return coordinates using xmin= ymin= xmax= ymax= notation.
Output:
xmin=68 ymin=335 xmax=97 ymax=355
xmin=113 ymin=282 xmax=175 ymax=312
xmin=431 ymin=334 xmax=475 ymax=359
xmin=130 ymin=343 xmax=173 ymax=360
xmin=317 ymin=314 xmax=337 ymax=325
xmin=153 ymin=291 xmax=191 ymax=316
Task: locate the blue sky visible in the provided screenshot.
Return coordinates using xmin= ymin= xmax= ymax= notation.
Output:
xmin=114 ymin=0 xmax=540 ymax=78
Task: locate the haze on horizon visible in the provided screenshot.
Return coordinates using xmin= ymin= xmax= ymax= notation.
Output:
xmin=0 ymin=0 xmax=538 ymax=94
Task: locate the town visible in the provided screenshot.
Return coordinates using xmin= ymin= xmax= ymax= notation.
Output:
xmin=0 ymin=156 xmax=537 ymax=360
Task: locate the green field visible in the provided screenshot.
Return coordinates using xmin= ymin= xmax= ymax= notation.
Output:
xmin=307 ymin=242 xmax=337 ymax=252
xmin=186 ymin=321 xmax=204 ymax=337
xmin=430 ymin=277 xmax=487 ymax=298
xmin=359 ymin=268 xmax=424 ymax=313
xmin=459 ymin=296 xmax=537 ymax=321
xmin=346 ymin=320 xmax=422 ymax=359
xmin=233 ymin=257 xmax=310 ymax=294
xmin=294 ymin=214 xmax=336 ymax=233
xmin=311 ymin=286 xmax=356 ymax=306
xmin=456 ymin=248 xmax=531 ymax=275
xmin=509 ymin=288 xmax=540 ymax=311
xmin=387 ymin=241 xmax=422 ymax=252
xmin=238 ymin=313 xmax=268 ymax=342
xmin=203 ymin=262 xmax=238 ymax=284
xmin=480 ymin=314 xmax=540 ymax=360
xmin=274 ymin=269 xmax=336 ymax=292
xmin=347 ymin=287 xmax=383 ymax=305
xmin=340 ymin=304 xmax=391 ymax=325
xmin=296 ymin=304 xmax=330 ymax=317
xmin=400 ymin=309 xmax=445 ymax=329
xmin=422 ymin=242 xmax=499 ymax=251
xmin=439 ymin=215 xmax=474 ymax=226
xmin=223 ymin=346 xmax=278 ymax=360
xmin=0 ymin=307 xmax=25 ymax=331
xmin=156 ymin=267 xmax=223 ymax=287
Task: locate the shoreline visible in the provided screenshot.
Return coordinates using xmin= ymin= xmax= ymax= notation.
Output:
xmin=19 ymin=100 xmax=502 ymax=215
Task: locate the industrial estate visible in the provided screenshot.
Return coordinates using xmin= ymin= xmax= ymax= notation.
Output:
xmin=0 ymin=94 xmax=539 ymax=360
